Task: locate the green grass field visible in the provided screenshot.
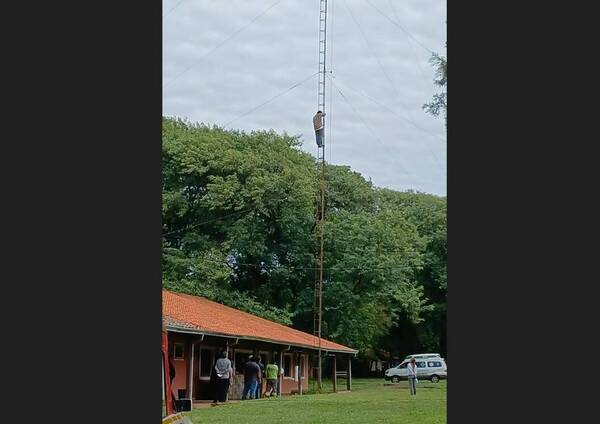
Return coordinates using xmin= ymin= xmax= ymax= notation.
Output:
xmin=189 ymin=378 xmax=446 ymax=424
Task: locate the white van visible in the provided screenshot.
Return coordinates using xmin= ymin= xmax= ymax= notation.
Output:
xmin=384 ymin=356 xmax=447 ymax=383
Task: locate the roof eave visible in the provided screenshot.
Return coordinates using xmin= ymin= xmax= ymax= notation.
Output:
xmin=165 ymin=324 xmax=358 ymax=354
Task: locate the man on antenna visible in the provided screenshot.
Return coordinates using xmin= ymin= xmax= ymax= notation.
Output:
xmin=313 ymin=110 xmax=326 ymax=148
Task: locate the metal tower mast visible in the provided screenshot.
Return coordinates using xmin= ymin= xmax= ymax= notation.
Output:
xmin=313 ymin=0 xmax=328 ymax=391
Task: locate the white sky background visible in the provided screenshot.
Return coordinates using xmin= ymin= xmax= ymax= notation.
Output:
xmin=163 ymin=0 xmax=447 ymax=195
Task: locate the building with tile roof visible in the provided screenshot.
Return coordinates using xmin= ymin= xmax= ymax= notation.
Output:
xmin=162 ymin=289 xmax=356 ymax=402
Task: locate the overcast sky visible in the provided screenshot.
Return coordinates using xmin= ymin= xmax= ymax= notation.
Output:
xmin=163 ymin=0 xmax=446 ymax=195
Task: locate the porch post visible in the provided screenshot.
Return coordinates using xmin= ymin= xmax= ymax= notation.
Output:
xmin=346 ymin=354 xmax=352 ymax=391
xmin=278 ymin=351 xmax=284 ymax=396
xmin=297 ymin=352 xmax=302 ymax=395
xmin=254 ymin=347 xmax=260 ymax=399
xmin=332 ymin=355 xmax=337 ymax=393
xmin=228 ymin=346 xmax=235 ymax=402
xmin=188 ymin=342 xmax=194 ymax=399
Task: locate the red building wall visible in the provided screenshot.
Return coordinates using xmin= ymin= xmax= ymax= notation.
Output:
xmin=280 ymin=354 xmax=309 ymax=393
xmin=168 ymin=335 xmax=189 ymax=398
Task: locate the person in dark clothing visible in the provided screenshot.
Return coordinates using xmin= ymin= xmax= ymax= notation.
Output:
xmin=254 ymin=356 xmax=265 ymax=399
xmin=241 ymin=355 xmax=261 ymax=400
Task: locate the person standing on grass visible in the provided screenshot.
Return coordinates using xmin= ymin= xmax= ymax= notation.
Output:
xmin=214 ymin=350 xmax=232 ymax=404
xmin=264 ymin=360 xmax=279 ymax=398
xmin=242 ymin=355 xmax=261 ymax=400
xmin=407 ymin=358 xmax=418 ymax=396
xmin=254 ymin=355 xmax=265 ymax=399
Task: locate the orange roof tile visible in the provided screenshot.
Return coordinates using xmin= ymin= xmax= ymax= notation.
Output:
xmin=163 ymin=289 xmax=356 ymax=353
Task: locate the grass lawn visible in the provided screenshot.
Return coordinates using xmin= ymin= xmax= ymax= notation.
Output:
xmin=188 ymin=378 xmax=446 ymax=423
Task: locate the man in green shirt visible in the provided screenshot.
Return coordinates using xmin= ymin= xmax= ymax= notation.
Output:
xmin=264 ymin=361 xmax=279 ymax=398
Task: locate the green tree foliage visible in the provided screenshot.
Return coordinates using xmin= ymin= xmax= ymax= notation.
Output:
xmin=162 ymin=117 xmax=316 ymax=325
xmin=162 ymin=117 xmax=446 ymax=355
xmin=423 ymin=50 xmax=447 ymax=128
xmin=320 ymin=209 xmax=430 ymax=350
xmin=376 ymin=190 xmax=447 ymax=356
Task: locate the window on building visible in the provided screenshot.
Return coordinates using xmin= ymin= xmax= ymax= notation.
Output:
xmin=234 ymin=351 xmax=253 ymax=374
xmin=299 ymin=355 xmax=306 ymax=379
xmin=199 ymin=349 xmax=214 ymax=378
xmin=283 ymin=354 xmax=293 ymax=377
xmin=258 ymin=351 xmax=270 ymax=365
xmin=173 ymin=342 xmax=185 ymax=360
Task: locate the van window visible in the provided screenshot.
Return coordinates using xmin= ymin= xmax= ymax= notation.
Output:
xmin=398 ymin=363 xmax=407 ymax=369
xmin=416 ymin=361 xmax=426 ymax=368
xmin=428 ymin=361 xmax=442 ymax=368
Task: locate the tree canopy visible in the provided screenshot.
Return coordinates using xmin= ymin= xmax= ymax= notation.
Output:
xmin=162 ymin=117 xmax=447 ymax=358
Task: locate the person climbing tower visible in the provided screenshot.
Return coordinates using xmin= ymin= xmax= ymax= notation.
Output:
xmin=313 ymin=110 xmax=326 ymax=148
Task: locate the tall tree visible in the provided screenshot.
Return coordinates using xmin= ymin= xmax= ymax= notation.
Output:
xmin=376 ymin=189 xmax=447 ymax=357
xmin=162 ymin=117 xmax=317 ymax=324
xmin=162 ymin=117 xmax=446 ymax=355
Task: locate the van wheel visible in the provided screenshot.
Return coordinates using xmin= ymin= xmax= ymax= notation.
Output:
xmin=391 ymin=376 xmax=400 ymax=383
xmin=430 ymin=375 xmax=440 ymax=383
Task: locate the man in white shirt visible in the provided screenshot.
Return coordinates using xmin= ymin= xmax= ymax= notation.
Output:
xmin=407 ymin=358 xmax=418 ymax=396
